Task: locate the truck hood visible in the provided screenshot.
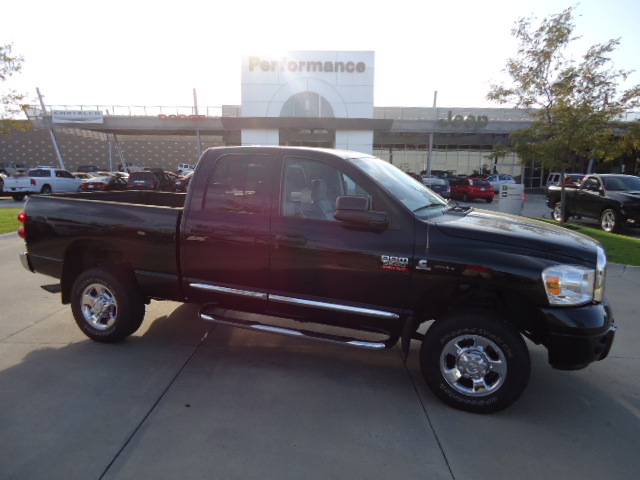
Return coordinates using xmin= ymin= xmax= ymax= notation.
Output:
xmin=614 ymin=191 xmax=640 ymax=201
xmin=433 ymin=208 xmax=598 ymax=263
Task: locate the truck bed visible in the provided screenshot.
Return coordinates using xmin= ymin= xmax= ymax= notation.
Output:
xmin=23 ymin=191 xmax=186 ymax=300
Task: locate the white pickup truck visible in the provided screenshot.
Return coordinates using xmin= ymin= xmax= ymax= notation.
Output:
xmin=3 ymin=167 xmax=84 ymax=201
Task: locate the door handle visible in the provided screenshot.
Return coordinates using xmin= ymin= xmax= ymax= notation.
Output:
xmin=276 ymin=234 xmax=307 ymax=246
xmin=189 ymin=224 xmax=214 ymax=235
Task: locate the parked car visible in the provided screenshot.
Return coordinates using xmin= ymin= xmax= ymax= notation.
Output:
xmin=0 ymin=162 xmax=27 ymax=176
xmin=176 ymin=163 xmax=195 ymax=175
xmin=484 ymin=174 xmax=517 ymax=193
xmin=76 ymin=165 xmax=101 ymax=173
xmin=73 ymin=172 xmax=96 ymax=180
xmin=120 ymin=162 xmax=145 ymax=173
xmin=546 ymin=172 xmax=585 ymax=187
xmin=449 ymin=177 xmax=495 ymax=203
xmin=0 ymin=172 xmax=6 ymax=193
xmin=78 ymin=174 xmax=128 ymax=192
xmin=173 ymin=172 xmax=193 ymax=192
xmin=421 ymin=177 xmax=450 ymax=199
xmin=126 ymin=171 xmax=175 ymax=191
xmin=546 ymin=174 xmax=640 ymax=232
xmin=2 ymin=167 xmax=84 ymax=200
xmin=17 ymin=145 xmax=616 ymax=414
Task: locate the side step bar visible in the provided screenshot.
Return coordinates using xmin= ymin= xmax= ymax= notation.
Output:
xmin=199 ymin=309 xmax=394 ymax=350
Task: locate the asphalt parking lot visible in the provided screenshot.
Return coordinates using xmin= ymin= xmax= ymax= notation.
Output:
xmin=1 ymin=194 xmax=640 ymax=479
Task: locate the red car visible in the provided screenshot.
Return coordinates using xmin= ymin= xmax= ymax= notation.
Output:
xmin=449 ymin=177 xmax=495 ymax=203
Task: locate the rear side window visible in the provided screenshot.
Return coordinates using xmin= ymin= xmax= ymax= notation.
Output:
xmin=203 ymin=155 xmax=272 ymax=214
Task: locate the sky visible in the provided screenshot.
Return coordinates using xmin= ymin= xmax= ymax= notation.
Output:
xmin=2 ymin=0 xmax=639 ymax=112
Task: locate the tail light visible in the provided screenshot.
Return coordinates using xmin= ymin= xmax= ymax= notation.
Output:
xmin=30 ymin=179 xmax=37 ymax=186
xmin=17 ymin=211 xmax=27 ymax=239
xmin=152 ymin=181 xmax=158 ymax=189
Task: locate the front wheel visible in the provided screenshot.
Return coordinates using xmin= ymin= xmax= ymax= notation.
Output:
xmin=601 ymin=208 xmax=621 ymax=233
xmin=70 ymin=267 xmax=145 ymax=343
xmin=485 ymin=197 xmax=493 ymax=203
xmin=420 ymin=310 xmax=531 ymax=413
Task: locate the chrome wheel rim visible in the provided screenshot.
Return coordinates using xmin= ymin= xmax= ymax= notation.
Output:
xmin=553 ymin=204 xmax=563 ymax=221
xmin=601 ymin=211 xmax=615 ymax=232
xmin=440 ymin=334 xmax=507 ymax=397
xmin=80 ymin=282 xmax=117 ymax=330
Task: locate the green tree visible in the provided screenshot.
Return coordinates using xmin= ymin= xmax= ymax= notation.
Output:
xmin=1 ymin=42 xmax=31 ymax=136
xmin=487 ymin=5 xmax=640 ymax=184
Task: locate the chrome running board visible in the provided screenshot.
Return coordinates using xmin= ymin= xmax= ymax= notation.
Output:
xmin=199 ymin=309 xmax=393 ymax=350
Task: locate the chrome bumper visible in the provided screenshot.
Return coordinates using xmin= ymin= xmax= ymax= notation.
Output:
xmin=19 ymin=252 xmax=35 ymax=273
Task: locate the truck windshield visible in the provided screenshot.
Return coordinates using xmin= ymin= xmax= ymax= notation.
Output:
xmin=347 ymin=155 xmax=448 ymax=217
xmin=603 ymin=175 xmax=640 ymax=191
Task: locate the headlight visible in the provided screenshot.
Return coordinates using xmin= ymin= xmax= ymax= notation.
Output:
xmin=542 ymin=265 xmax=596 ymax=305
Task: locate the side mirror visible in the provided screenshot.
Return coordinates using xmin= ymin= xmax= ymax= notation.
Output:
xmin=334 ymin=196 xmax=389 ymax=229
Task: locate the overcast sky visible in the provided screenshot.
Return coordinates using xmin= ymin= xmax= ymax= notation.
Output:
xmin=3 ymin=0 xmax=639 ymax=111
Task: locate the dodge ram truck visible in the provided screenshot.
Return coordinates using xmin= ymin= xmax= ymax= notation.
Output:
xmin=546 ymin=173 xmax=640 ymax=232
xmin=17 ymin=146 xmax=616 ymax=413
xmin=4 ymin=167 xmax=84 ymax=201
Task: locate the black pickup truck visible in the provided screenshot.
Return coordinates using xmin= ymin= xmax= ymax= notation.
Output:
xmin=546 ymin=173 xmax=640 ymax=232
xmin=17 ymin=146 xmax=615 ymax=413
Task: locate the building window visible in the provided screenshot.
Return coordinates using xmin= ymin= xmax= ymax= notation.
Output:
xmin=281 ymin=92 xmax=335 ymax=118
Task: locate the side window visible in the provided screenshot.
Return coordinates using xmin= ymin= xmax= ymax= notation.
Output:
xmin=583 ymin=178 xmax=600 ymax=190
xmin=203 ymin=155 xmax=271 ymax=214
xmin=282 ymin=157 xmax=370 ymax=221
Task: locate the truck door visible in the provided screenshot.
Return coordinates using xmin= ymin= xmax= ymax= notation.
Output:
xmin=268 ymin=154 xmax=414 ymax=335
xmin=181 ymin=152 xmax=276 ymax=312
xmin=575 ymin=176 xmax=604 ymax=217
xmin=54 ymin=170 xmax=80 ymax=192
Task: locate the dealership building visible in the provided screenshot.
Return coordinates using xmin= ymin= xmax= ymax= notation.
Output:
xmin=2 ymin=51 xmax=638 ymax=186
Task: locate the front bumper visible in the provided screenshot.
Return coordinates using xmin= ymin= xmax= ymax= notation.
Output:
xmin=540 ymin=298 xmax=616 ymax=370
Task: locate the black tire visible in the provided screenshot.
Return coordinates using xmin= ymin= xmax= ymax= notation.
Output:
xmin=485 ymin=197 xmax=493 ymax=203
xmin=41 ymin=185 xmax=52 ymax=194
xmin=600 ymin=208 xmax=621 ymax=233
xmin=12 ymin=193 xmax=26 ymax=201
xmin=420 ymin=310 xmax=531 ymax=413
xmin=552 ymin=201 xmax=569 ymax=222
xmin=462 ymin=193 xmax=470 ymax=202
xmin=70 ymin=267 xmax=145 ymax=343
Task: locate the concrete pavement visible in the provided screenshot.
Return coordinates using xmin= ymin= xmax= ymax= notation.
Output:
xmin=1 ymin=219 xmax=640 ymax=479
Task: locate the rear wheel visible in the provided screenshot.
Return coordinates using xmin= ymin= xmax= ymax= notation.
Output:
xmin=462 ymin=193 xmax=470 ymax=202
xmin=600 ymin=208 xmax=621 ymax=233
xmin=71 ymin=267 xmax=145 ymax=343
xmin=552 ymin=202 xmax=569 ymax=222
xmin=41 ymin=185 xmax=52 ymax=194
xmin=420 ymin=310 xmax=530 ymax=413
xmin=485 ymin=197 xmax=493 ymax=203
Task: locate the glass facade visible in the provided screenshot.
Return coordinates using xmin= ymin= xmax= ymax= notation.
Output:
xmin=373 ymin=144 xmax=523 ymax=181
